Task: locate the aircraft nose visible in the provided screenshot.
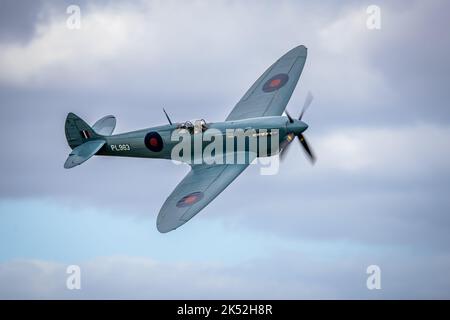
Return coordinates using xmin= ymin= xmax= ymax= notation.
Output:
xmin=299 ymin=120 xmax=308 ymax=131
xmin=287 ymin=120 xmax=308 ymax=134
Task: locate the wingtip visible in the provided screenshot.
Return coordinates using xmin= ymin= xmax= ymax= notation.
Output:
xmin=296 ymin=44 xmax=308 ymax=54
xmin=63 ymin=160 xmax=77 ymax=169
xmin=156 ymin=223 xmax=175 ymax=233
xmin=285 ymin=45 xmax=307 ymax=58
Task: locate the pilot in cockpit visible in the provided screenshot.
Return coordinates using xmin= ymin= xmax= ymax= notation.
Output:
xmin=178 ymin=119 xmax=207 ymax=134
xmin=193 ymin=119 xmax=208 ymax=134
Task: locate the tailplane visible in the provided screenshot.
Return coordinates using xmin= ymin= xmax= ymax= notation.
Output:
xmin=92 ymin=115 xmax=116 ymax=136
xmin=64 ymin=140 xmax=106 ymax=169
xmin=64 ymin=113 xmax=115 ymax=169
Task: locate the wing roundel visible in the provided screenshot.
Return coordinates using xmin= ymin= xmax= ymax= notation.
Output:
xmin=156 ymin=164 xmax=248 ymax=233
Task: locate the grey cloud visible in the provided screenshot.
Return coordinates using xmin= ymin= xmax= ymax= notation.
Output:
xmin=0 ymin=0 xmax=46 ymax=44
xmin=0 ymin=0 xmax=136 ymax=44
xmin=1 ymin=1 xmax=448 ymax=127
xmin=364 ymin=0 xmax=450 ymax=124
xmin=1 ymin=0 xmax=450 ymax=299
xmin=1 ymin=253 xmax=449 ymax=299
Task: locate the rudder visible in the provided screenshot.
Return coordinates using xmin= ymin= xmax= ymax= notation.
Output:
xmin=65 ymin=113 xmax=100 ymax=149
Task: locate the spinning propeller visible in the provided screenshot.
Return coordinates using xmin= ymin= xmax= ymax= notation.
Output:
xmin=281 ymin=91 xmax=316 ymax=164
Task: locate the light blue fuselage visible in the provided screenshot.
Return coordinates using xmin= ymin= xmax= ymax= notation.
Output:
xmin=96 ymin=116 xmax=308 ymax=162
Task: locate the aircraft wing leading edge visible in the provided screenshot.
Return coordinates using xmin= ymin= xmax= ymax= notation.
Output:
xmin=226 ymin=45 xmax=307 ymax=121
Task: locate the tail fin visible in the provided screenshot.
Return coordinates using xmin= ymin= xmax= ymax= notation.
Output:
xmin=65 ymin=113 xmax=100 ymax=149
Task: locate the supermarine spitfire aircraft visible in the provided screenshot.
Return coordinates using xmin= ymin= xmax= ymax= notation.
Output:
xmin=64 ymin=45 xmax=315 ymax=233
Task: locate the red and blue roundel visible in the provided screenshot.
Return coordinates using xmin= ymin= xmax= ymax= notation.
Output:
xmin=144 ymin=132 xmax=163 ymax=152
xmin=176 ymin=191 xmax=204 ymax=208
xmin=262 ymin=73 xmax=289 ymax=92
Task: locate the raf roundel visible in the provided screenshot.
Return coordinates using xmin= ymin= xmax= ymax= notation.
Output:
xmin=262 ymin=73 xmax=289 ymax=93
xmin=144 ymin=131 xmax=163 ymax=152
xmin=176 ymin=192 xmax=204 ymax=208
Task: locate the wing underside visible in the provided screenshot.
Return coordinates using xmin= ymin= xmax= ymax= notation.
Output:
xmin=157 ymin=163 xmax=248 ymax=233
xmin=226 ymin=45 xmax=307 ymax=121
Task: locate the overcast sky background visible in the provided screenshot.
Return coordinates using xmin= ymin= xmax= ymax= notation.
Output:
xmin=0 ymin=0 xmax=449 ymax=299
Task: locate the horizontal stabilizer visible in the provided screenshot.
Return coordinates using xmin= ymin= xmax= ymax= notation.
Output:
xmin=64 ymin=140 xmax=105 ymax=169
xmin=93 ymin=115 xmax=116 ymax=136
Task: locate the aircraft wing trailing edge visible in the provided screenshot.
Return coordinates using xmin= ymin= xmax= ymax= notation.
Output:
xmin=156 ymin=163 xmax=249 ymax=233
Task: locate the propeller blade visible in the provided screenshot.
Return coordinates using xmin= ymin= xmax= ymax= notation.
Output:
xmin=279 ymin=133 xmax=295 ymax=161
xmin=285 ymin=110 xmax=294 ymax=123
xmin=298 ymin=134 xmax=316 ymax=164
xmin=279 ymin=140 xmax=292 ymax=161
xmin=299 ymin=91 xmax=313 ymax=120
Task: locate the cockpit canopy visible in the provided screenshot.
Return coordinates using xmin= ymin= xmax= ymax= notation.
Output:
xmin=177 ymin=119 xmax=208 ymax=134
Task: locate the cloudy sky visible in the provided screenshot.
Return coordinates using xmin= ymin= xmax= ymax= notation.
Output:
xmin=1 ymin=0 xmax=450 ymax=299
